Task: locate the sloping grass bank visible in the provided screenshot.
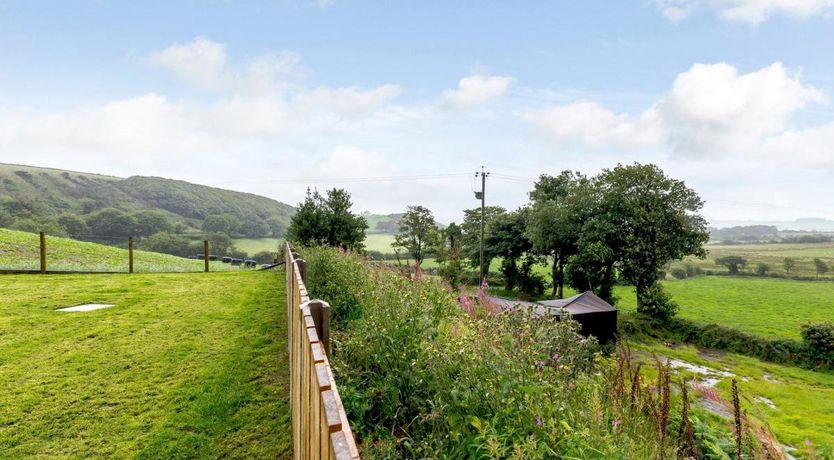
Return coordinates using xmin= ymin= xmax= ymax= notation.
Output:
xmin=0 ymin=228 xmax=234 ymax=272
xmin=0 ymin=271 xmax=290 ymax=458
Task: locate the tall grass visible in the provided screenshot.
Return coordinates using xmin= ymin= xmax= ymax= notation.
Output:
xmin=302 ymin=247 xmax=787 ymax=459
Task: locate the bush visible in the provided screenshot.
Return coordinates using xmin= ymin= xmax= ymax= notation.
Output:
xmin=802 ymin=322 xmax=834 ymax=359
xmin=755 ymin=262 xmax=770 ymax=276
xmin=636 ymin=283 xmax=679 ymax=321
xmin=670 ymin=267 xmax=688 ymax=279
xmin=303 ymin=247 xmax=690 ymax=458
xmin=683 ymin=263 xmax=702 ymax=277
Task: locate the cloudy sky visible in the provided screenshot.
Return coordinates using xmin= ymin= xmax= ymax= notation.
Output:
xmin=2 ymin=1 xmax=834 ymax=224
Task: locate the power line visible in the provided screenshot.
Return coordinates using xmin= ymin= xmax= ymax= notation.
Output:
xmin=212 ymin=172 xmax=472 ymax=185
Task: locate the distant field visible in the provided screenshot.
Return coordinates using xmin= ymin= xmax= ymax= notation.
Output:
xmin=675 ymin=242 xmax=834 ymax=278
xmin=0 ymin=228 xmax=234 ymax=272
xmin=615 ymin=276 xmax=834 ymax=339
xmin=631 ymin=340 xmax=834 ymax=452
xmin=363 ymin=233 xmax=396 ymax=252
xmin=232 ymin=237 xmax=283 ymax=255
xmin=0 ymin=271 xmax=290 ymax=458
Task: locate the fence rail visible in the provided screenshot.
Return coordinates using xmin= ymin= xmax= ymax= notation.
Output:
xmin=286 ymin=243 xmax=360 ymax=460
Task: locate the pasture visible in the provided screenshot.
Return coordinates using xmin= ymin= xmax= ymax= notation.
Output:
xmin=677 ymin=242 xmax=834 ymax=278
xmin=0 ymin=271 xmax=290 ymax=458
xmin=232 ymin=237 xmax=283 ymax=255
xmin=0 ymin=228 xmax=234 ymax=272
xmin=615 ymin=276 xmax=834 ymax=340
xmin=631 ymin=340 xmax=834 ymax=452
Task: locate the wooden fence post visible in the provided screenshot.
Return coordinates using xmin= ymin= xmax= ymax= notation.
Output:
xmin=204 ymin=240 xmax=210 ymax=273
xmin=308 ymin=300 xmax=331 ymax=356
xmin=297 ymin=258 xmax=307 ymax=285
xmin=39 ymin=231 xmax=46 ymax=274
xmin=128 ymin=236 xmax=134 ymax=273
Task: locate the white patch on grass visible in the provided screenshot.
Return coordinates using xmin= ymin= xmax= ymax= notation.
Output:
xmin=666 ymin=357 xmax=735 ymax=387
xmin=755 ymin=396 xmax=777 ymax=409
xmin=56 ymin=304 xmax=115 ymax=312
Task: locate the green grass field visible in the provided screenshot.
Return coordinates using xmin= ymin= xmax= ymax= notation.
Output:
xmin=0 ymin=271 xmax=290 ymax=458
xmin=631 ymin=339 xmax=834 ymax=452
xmin=232 ymin=237 xmax=283 ymax=255
xmin=614 ymin=276 xmax=834 ymax=340
xmin=1 ymin=228 xmax=235 ymax=272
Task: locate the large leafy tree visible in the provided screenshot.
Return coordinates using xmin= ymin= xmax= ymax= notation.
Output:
xmin=526 ymin=171 xmax=593 ymax=298
xmin=485 ymin=208 xmax=541 ymax=294
xmin=86 ymin=208 xmax=136 ymax=238
xmin=392 ymin=205 xmax=440 ymax=266
xmin=134 ymin=210 xmax=172 ymax=237
xmin=460 ymin=206 xmax=506 ymax=276
xmin=286 ymin=188 xmax=367 ymax=250
xmin=593 ymin=163 xmax=708 ymax=314
xmin=436 ymin=222 xmax=464 ymax=286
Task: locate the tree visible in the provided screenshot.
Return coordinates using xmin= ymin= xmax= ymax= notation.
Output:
xmin=716 ymin=256 xmax=747 ymax=275
xmin=814 ymin=258 xmax=829 ymax=278
xmin=485 ymin=209 xmax=539 ymax=293
xmin=57 ymin=214 xmax=89 ymax=238
xmin=460 ymin=206 xmax=506 ymax=276
xmin=238 ymin=218 xmax=271 ymax=238
xmin=783 ymin=257 xmax=796 ymax=274
xmin=202 ymin=214 xmax=239 ymax=236
xmin=437 ymin=222 xmax=464 ymax=286
xmin=286 ymin=188 xmax=367 ymax=250
xmin=591 ymin=164 xmax=709 ymax=315
xmin=265 ymin=217 xmax=287 ymax=238
xmin=205 ymin=232 xmax=232 ymax=255
xmin=10 ymin=217 xmax=67 ymax=236
xmin=526 ymin=171 xmax=594 ymax=298
xmin=134 ymin=210 xmax=172 ymax=237
xmin=86 ymin=208 xmax=136 ymax=238
xmin=392 ymin=206 xmax=440 ymax=266
xmin=755 ymin=263 xmax=770 ymax=276
xmin=140 ymin=232 xmax=191 ymax=257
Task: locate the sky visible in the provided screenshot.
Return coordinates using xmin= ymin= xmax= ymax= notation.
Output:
xmin=2 ymin=1 xmax=834 ymax=224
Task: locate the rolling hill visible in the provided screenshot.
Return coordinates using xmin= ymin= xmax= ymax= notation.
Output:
xmin=0 ymin=163 xmax=295 ymax=237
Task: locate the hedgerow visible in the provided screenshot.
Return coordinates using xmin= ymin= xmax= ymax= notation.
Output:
xmin=301 ymin=247 xmax=771 ymax=459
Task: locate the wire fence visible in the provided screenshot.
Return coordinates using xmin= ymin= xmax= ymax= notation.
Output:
xmin=0 ymin=230 xmax=274 ymax=274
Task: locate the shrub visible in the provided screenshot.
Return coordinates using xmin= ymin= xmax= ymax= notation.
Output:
xmin=755 ymin=262 xmax=770 ymax=276
xmin=671 ymin=267 xmax=688 ymax=279
xmin=303 ymin=247 xmax=691 ymax=458
xmin=802 ymin=322 xmax=834 ymax=359
xmin=683 ymin=263 xmax=702 ymax=277
xmin=636 ymin=283 xmax=679 ymax=321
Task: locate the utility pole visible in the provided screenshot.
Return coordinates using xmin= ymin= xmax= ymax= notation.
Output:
xmin=475 ymin=166 xmax=489 ymax=284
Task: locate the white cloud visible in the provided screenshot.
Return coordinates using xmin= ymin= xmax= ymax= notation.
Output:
xmin=653 ymin=0 xmax=834 ymax=24
xmin=442 ymin=75 xmax=513 ymax=108
xmin=147 ymin=37 xmax=228 ymax=90
xmin=527 ymin=62 xmax=826 ymax=158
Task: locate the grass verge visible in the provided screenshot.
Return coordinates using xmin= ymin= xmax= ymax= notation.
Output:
xmin=0 ymin=270 xmax=290 ymax=458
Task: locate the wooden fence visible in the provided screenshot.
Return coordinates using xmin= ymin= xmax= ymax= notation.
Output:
xmin=285 ymin=243 xmax=360 ymax=460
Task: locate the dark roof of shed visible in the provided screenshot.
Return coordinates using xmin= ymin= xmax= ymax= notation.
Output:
xmin=538 ymin=291 xmax=617 ymax=315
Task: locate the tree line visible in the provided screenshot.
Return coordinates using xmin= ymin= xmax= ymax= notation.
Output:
xmin=287 ymin=163 xmax=710 ymax=320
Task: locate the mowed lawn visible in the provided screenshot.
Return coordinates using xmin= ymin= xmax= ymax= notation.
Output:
xmin=615 ymin=276 xmax=834 ymax=339
xmin=0 ymin=271 xmax=290 ymax=458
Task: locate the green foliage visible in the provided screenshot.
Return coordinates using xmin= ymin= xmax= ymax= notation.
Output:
xmin=140 ymin=232 xmax=191 ymax=257
xmin=815 ymin=257 xmax=829 ymax=277
xmin=801 ymin=322 xmax=834 ymax=358
xmin=783 ymin=257 xmax=796 ymax=273
xmin=755 ymin=262 xmax=770 ymax=276
xmin=201 ymin=214 xmax=239 ymax=235
xmin=286 ymin=188 xmax=367 ymax=250
xmin=303 ymin=247 xmax=696 ymax=458
xmin=671 ymin=267 xmax=688 ymax=279
xmin=460 ymin=205 xmax=505 ymax=274
xmin=0 ymin=163 xmax=294 ymax=237
xmin=634 ymin=283 xmax=679 ymax=321
xmin=0 ymin=271 xmax=291 ymax=457
xmin=715 ymin=255 xmax=747 ymax=274
xmin=133 ymin=210 xmax=172 ymax=237
xmin=57 ymin=214 xmax=88 ymax=238
xmin=86 ymin=208 xmax=136 ymax=237
xmin=392 ymin=205 xmax=440 ymax=265
xmin=10 ymin=216 xmax=67 ymax=236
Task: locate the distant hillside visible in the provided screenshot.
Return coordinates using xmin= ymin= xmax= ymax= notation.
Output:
xmin=0 ymin=163 xmax=295 ymax=238
xmin=362 ymin=212 xmax=403 ymax=234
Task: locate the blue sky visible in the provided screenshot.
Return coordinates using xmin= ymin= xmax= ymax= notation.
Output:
xmin=2 ymin=1 xmax=834 ymax=223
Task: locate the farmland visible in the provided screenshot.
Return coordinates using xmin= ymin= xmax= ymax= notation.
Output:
xmin=231 ymin=237 xmax=283 ymax=255
xmin=0 ymin=228 xmax=235 ymax=272
xmin=615 ymin=276 xmax=834 ymax=340
xmin=676 ymin=241 xmax=834 ymax=278
xmin=0 ymin=271 xmax=290 ymax=458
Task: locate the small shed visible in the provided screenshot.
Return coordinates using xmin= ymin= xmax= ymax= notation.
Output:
xmin=538 ymin=291 xmax=618 ymax=345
